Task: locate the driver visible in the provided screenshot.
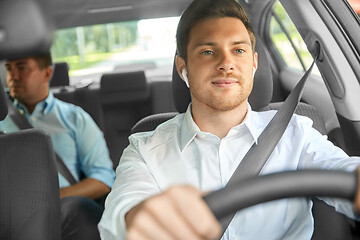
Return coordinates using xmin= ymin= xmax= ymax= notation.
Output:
xmin=98 ymin=0 xmax=360 ymax=239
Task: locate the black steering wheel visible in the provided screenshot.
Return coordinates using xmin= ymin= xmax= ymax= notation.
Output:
xmin=203 ymin=169 xmax=358 ymax=220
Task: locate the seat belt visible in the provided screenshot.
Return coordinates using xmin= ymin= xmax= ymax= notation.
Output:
xmin=204 ymin=44 xmax=321 ymax=238
xmin=5 ymin=97 xmax=77 ymax=185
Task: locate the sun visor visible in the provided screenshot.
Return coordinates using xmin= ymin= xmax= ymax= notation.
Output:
xmin=0 ymin=0 xmax=53 ymax=60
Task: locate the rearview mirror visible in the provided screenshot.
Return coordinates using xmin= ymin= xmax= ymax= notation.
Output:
xmin=0 ymin=0 xmax=53 ymax=60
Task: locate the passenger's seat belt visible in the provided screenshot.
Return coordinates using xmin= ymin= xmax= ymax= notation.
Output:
xmin=204 ymin=44 xmax=320 ymax=238
xmin=5 ymin=97 xmax=77 ymax=185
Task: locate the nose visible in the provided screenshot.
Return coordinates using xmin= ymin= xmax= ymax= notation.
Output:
xmin=8 ymin=68 xmax=19 ymax=81
xmin=217 ymin=52 xmax=234 ymax=73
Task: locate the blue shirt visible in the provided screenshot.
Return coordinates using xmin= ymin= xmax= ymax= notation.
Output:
xmin=0 ymin=92 xmax=115 ymax=188
xmin=99 ymin=104 xmax=360 ymax=240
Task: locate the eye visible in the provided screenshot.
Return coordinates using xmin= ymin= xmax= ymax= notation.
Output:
xmin=235 ymin=49 xmax=245 ymax=54
xmin=201 ymin=50 xmax=213 ymax=55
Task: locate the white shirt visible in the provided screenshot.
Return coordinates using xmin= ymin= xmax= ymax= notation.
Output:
xmin=98 ymin=104 xmax=360 ymax=240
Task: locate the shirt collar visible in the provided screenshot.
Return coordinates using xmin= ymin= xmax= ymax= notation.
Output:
xmin=14 ymin=91 xmax=54 ymax=115
xmin=42 ymin=91 xmax=55 ymax=114
xmin=232 ymin=103 xmax=260 ymax=144
xmin=180 ymin=104 xmax=200 ymax=151
xmin=179 ymin=102 xmax=259 ymax=152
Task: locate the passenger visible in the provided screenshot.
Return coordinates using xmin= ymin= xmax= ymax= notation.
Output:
xmin=1 ymin=52 xmax=115 ymax=240
xmin=98 ymin=0 xmax=360 ymax=239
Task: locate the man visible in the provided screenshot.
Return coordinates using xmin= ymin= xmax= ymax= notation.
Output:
xmin=1 ymin=52 xmax=116 ymax=240
xmin=98 ymin=0 xmax=360 ymax=239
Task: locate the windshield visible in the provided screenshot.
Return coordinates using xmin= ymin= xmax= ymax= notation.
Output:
xmin=51 ymin=16 xmax=180 ymax=85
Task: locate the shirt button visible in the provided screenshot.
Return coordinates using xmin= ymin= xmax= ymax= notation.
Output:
xmin=19 ymin=109 xmax=24 ymax=114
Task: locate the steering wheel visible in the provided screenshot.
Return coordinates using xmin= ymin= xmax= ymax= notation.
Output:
xmin=203 ymin=169 xmax=358 ymax=220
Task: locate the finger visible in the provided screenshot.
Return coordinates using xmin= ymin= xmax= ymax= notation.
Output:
xmin=126 ymin=228 xmax=147 ymax=240
xmin=168 ymin=185 xmax=222 ymax=239
xmin=145 ymin=193 xmax=203 ymax=240
xmin=129 ymin=206 xmax=176 ymax=240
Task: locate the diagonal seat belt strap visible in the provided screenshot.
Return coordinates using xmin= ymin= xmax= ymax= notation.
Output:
xmin=6 ymin=97 xmax=77 ymax=185
xmin=204 ymin=43 xmax=321 ymax=238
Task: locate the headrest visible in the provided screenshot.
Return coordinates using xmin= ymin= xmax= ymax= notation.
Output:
xmin=0 ymin=78 xmax=8 ymax=121
xmin=100 ymin=71 xmax=150 ymax=103
xmin=172 ymin=37 xmax=273 ymax=112
xmin=50 ymin=62 xmax=70 ymax=87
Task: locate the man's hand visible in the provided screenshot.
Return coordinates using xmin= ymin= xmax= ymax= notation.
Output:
xmin=125 ymin=185 xmax=222 ymax=240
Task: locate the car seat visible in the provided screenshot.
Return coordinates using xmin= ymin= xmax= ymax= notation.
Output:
xmin=50 ymin=62 xmax=70 ymax=87
xmin=0 ymin=79 xmax=61 ymax=240
xmin=100 ymin=70 xmax=152 ymax=166
xmin=130 ymin=38 xmax=356 ymax=239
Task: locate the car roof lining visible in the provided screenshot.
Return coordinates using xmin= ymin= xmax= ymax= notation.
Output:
xmin=49 ymin=0 xmax=192 ymax=29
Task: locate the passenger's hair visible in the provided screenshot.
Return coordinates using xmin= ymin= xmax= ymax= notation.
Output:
xmin=176 ymin=0 xmax=256 ymax=61
xmin=33 ymin=52 xmax=53 ymax=69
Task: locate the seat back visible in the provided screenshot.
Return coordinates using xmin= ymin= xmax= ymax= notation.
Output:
xmin=0 ymin=80 xmax=61 ymax=240
xmin=100 ymin=70 xmax=151 ymax=166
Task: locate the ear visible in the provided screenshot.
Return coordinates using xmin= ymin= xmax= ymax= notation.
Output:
xmin=43 ymin=66 xmax=53 ymax=84
xmin=175 ymin=55 xmax=186 ymax=80
xmin=253 ymin=52 xmax=258 ymax=75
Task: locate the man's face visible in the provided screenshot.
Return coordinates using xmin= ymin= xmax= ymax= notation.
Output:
xmin=177 ymin=17 xmax=257 ymax=112
xmin=5 ymin=58 xmax=50 ymax=105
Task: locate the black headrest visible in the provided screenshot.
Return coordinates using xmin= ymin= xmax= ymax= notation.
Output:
xmin=100 ymin=71 xmax=150 ymax=102
xmin=50 ymin=62 xmax=70 ymax=87
xmin=172 ymin=37 xmax=273 ymax=112
xmin=0 ymin=78 xmax=8 ymax=121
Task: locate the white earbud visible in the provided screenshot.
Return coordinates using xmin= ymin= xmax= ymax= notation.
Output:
xmin=253 ymin=66 xmax=256 ymax=78
xmin=182 ymin=69 xmax=189 ymax=88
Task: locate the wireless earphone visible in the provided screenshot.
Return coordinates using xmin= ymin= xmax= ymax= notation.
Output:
xmin=253 ymin=66 xmax=256 ymax=78
xmin=182 ymin=68 xmax=189 ymax=88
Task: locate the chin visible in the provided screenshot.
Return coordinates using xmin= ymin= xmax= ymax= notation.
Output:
xmin=206 ymin=101 xmax=243 ymax=112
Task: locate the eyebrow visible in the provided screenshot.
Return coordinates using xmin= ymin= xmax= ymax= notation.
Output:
xmin=192 ymin=40 xmax=251 ymax=50
xmin=5 ymin=61 xmax=27 ymax=68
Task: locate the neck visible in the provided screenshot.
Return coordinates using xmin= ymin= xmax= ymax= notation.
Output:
xmin=191 ymin=101 xmax=249 ymax=139
xmin=22 ymin=91 xmax=49 ymax=114
xmin=24 ymin=103 xmax=37 ymax=114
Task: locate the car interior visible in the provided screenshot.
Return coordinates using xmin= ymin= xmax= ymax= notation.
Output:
xmin=1 ymin=0 xmax=360 ymax=239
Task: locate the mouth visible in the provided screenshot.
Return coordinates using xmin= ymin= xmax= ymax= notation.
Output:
xmin=211 ymin=79 xmax=238 ymax=88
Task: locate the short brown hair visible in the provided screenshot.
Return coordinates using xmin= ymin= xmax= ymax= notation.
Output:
xmin=33 ymin=52 xmax=52 ymax=69
xmin=176 ymin=0 xmax=256 ymax=61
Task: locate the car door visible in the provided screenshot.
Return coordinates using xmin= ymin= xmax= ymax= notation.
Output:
xmin=253 ymin=0 xmax=360 ymax=156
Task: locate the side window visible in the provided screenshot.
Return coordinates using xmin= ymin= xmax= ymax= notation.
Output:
xmin=269 ymin=1 xmax=320 ymax=76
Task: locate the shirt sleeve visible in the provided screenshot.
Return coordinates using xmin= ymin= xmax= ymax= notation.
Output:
xmin=297 ymin=115 xmax=360 ymax=219
xmin=98 ymin=133 xmax=161 ymax=240
xmin=298 ymin=115 xmax=360 ymax=171
xmin=73 ymin=107 xmax=115 ymax=188
xmin=0 ymin=115 xmax=21 ymax=133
